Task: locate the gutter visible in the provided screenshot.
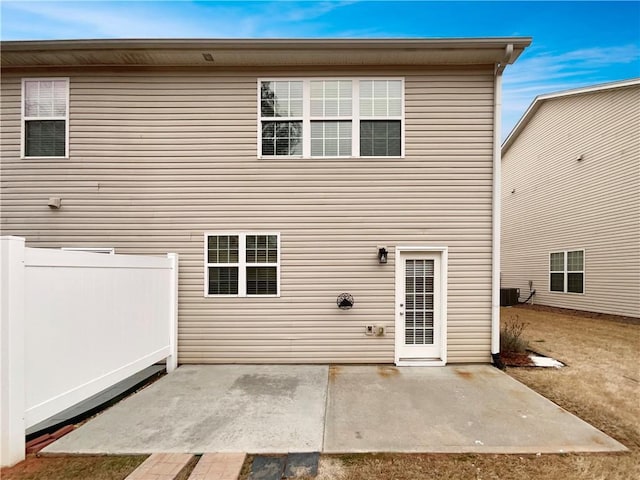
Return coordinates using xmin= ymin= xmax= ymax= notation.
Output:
xmin=491 ymin=44 xmax=514 ymax=367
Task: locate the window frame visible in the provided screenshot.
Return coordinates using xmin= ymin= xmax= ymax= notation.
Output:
xmin=21 ymin=77 xmax=70 ymax=159
xmin=257 ymin=77 xmax=405 ymax=159
xmin=548 ymin=249 xmax=585 ymax=294
xmin=204 ymin=231 xmax=281 ymax=298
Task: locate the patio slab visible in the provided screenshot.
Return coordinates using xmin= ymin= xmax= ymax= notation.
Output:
xmin=43 ymin=364 xmax=626 ymax=455
xmin=324 ymin=365 xmax=626 ymax=453
xmin=44 ymin=365 xmax=328 ymax=454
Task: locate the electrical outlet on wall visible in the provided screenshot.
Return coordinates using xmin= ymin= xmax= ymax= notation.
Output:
xmin=365 ymin=325 xmax=374 ymax=336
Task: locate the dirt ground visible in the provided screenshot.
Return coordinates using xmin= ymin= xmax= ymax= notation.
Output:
xmin=3 ymin=305 xmax=639 ymax=480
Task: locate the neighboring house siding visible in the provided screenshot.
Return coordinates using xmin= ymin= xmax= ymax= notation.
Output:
xmin=1 ymin=66 xmax=496 ymax=363
xmin=501 ymin=85 xmax=640 ymax=318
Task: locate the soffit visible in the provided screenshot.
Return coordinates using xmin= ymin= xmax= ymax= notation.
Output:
xmin=1 ymin=38 xmax=532 ymax=68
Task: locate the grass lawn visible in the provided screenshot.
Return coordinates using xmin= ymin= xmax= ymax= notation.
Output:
xmin=2 ymin=305 xmax=638 ymax=479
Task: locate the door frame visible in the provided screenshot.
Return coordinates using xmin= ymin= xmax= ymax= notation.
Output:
xmin=394 ymin=246 xmax=448 ymax=366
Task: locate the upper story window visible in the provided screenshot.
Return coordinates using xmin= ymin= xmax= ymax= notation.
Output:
xmin=259 ymin=78 xmax=404 ymax=158
xmin=205 ymin=232 xmax=280 ymax=297
xmin=550 ymin=250 xmax=584 ymax=294
xmin=22 ymin=78 xmax=69 ymax=158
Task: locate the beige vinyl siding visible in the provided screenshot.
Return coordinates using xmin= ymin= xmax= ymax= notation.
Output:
xmin=1 ymin=66 xmax=495 ymax=363
xmin=501 ymin=85 xmax=640 ymax=318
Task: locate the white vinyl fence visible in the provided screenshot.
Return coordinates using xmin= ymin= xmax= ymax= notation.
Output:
xmin=1 ymin=236 xmax=178 ymax=467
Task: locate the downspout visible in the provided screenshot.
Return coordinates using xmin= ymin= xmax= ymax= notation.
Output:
xmin=491 ymin=44 xmax=514 ymax=368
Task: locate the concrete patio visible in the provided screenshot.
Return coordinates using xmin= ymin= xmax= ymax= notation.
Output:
xmin=43 ymin=364 xmax=626 ymax=455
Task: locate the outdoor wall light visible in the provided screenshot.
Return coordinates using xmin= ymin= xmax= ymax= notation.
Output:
xmin=377 ymin=247 xmax=388 ymax=264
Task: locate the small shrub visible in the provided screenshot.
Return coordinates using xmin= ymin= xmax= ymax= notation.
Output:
xmin=500 ymin=315 xmax=529 ymax=353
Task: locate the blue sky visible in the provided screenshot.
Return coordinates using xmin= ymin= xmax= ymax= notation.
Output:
xmin=2 ymin=1 xmax=639 ymax=138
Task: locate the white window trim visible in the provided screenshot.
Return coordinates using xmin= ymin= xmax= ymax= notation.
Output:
xmin=549 ymin=249 xmax=585 ymax=295
xmin=257 ymin=77 xmax=405 ymax=159
xmin=21 ymin=77 xmax=70 ymax=159
xmin=204 ymin=231 xmax=281 ymax=298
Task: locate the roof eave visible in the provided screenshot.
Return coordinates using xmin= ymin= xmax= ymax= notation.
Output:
xmin=0 ymin=37 xmax=532 ymax=69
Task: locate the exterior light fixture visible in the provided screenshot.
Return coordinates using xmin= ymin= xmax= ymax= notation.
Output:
xmin=377 ymin=247 xmax=388 ymax=264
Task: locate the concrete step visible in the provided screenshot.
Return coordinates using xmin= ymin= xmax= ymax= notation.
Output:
xmin=188 ymin=453 xmax=246 ymax=480
xmin=125 ymin=453 xmax=193 ymax=480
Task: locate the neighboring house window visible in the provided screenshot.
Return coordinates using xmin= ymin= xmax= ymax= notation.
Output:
xmin=205 ymin=233 xmax=280 ymax=297
xmin=22 ymin=78 xmax=69 ymax=158
xmin=550 ymin=250 xmax=584 ymax=293
xmin=258 ymin=78 xmax=404 ymax=158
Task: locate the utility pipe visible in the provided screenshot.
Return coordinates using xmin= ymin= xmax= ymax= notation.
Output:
xmin=491 ymin=44 xmax=514 ymax=365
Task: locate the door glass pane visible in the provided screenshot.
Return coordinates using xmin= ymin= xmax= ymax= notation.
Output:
xmin=405 ymin=259 xmax=435 ymax=346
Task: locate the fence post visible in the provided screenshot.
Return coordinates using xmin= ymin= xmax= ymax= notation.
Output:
xmin=0 ymin=236 xmax=26 ymax=467
xmin=166 ymin=253 xmax=179 ymax=373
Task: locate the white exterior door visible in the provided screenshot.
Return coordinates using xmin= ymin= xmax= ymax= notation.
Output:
xmin=395 ymin=250 xmax=445 ymax=365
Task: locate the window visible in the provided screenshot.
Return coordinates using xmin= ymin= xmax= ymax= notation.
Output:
xmin=22 ymin=78 xmax=69 ymax=158
xmin=550 ymin=250 xmax=584 ymax=294
xmin=259 ymin=78 xmax=403 ymax=158
xmin=359 ymin=80 xmax=402 ymax=157
xmin=205 ymin=233 xmax=280 ymax=297
xmin=310 ymin=80 xmax=352 ymax=157
xmin=260 ymin=81 xmax=303 ymax=156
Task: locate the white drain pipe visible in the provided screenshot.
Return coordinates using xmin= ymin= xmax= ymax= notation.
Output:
xmin=492 ymin=44 xmax=514 ymax=364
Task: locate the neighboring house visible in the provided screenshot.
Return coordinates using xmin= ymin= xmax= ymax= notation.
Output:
xmin=0 ymin=38 xmax=530 ymax=365
xmin=501 ymin=79 xmax=640 ymax=318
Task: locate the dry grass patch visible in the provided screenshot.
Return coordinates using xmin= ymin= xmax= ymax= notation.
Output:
xmin=506 ymin=305 xmax=640 ymax=449
xmin=0 ymin=455 xmax=147 ymax=480
xmin=321 ymin=452 xmax=634 ymax=480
